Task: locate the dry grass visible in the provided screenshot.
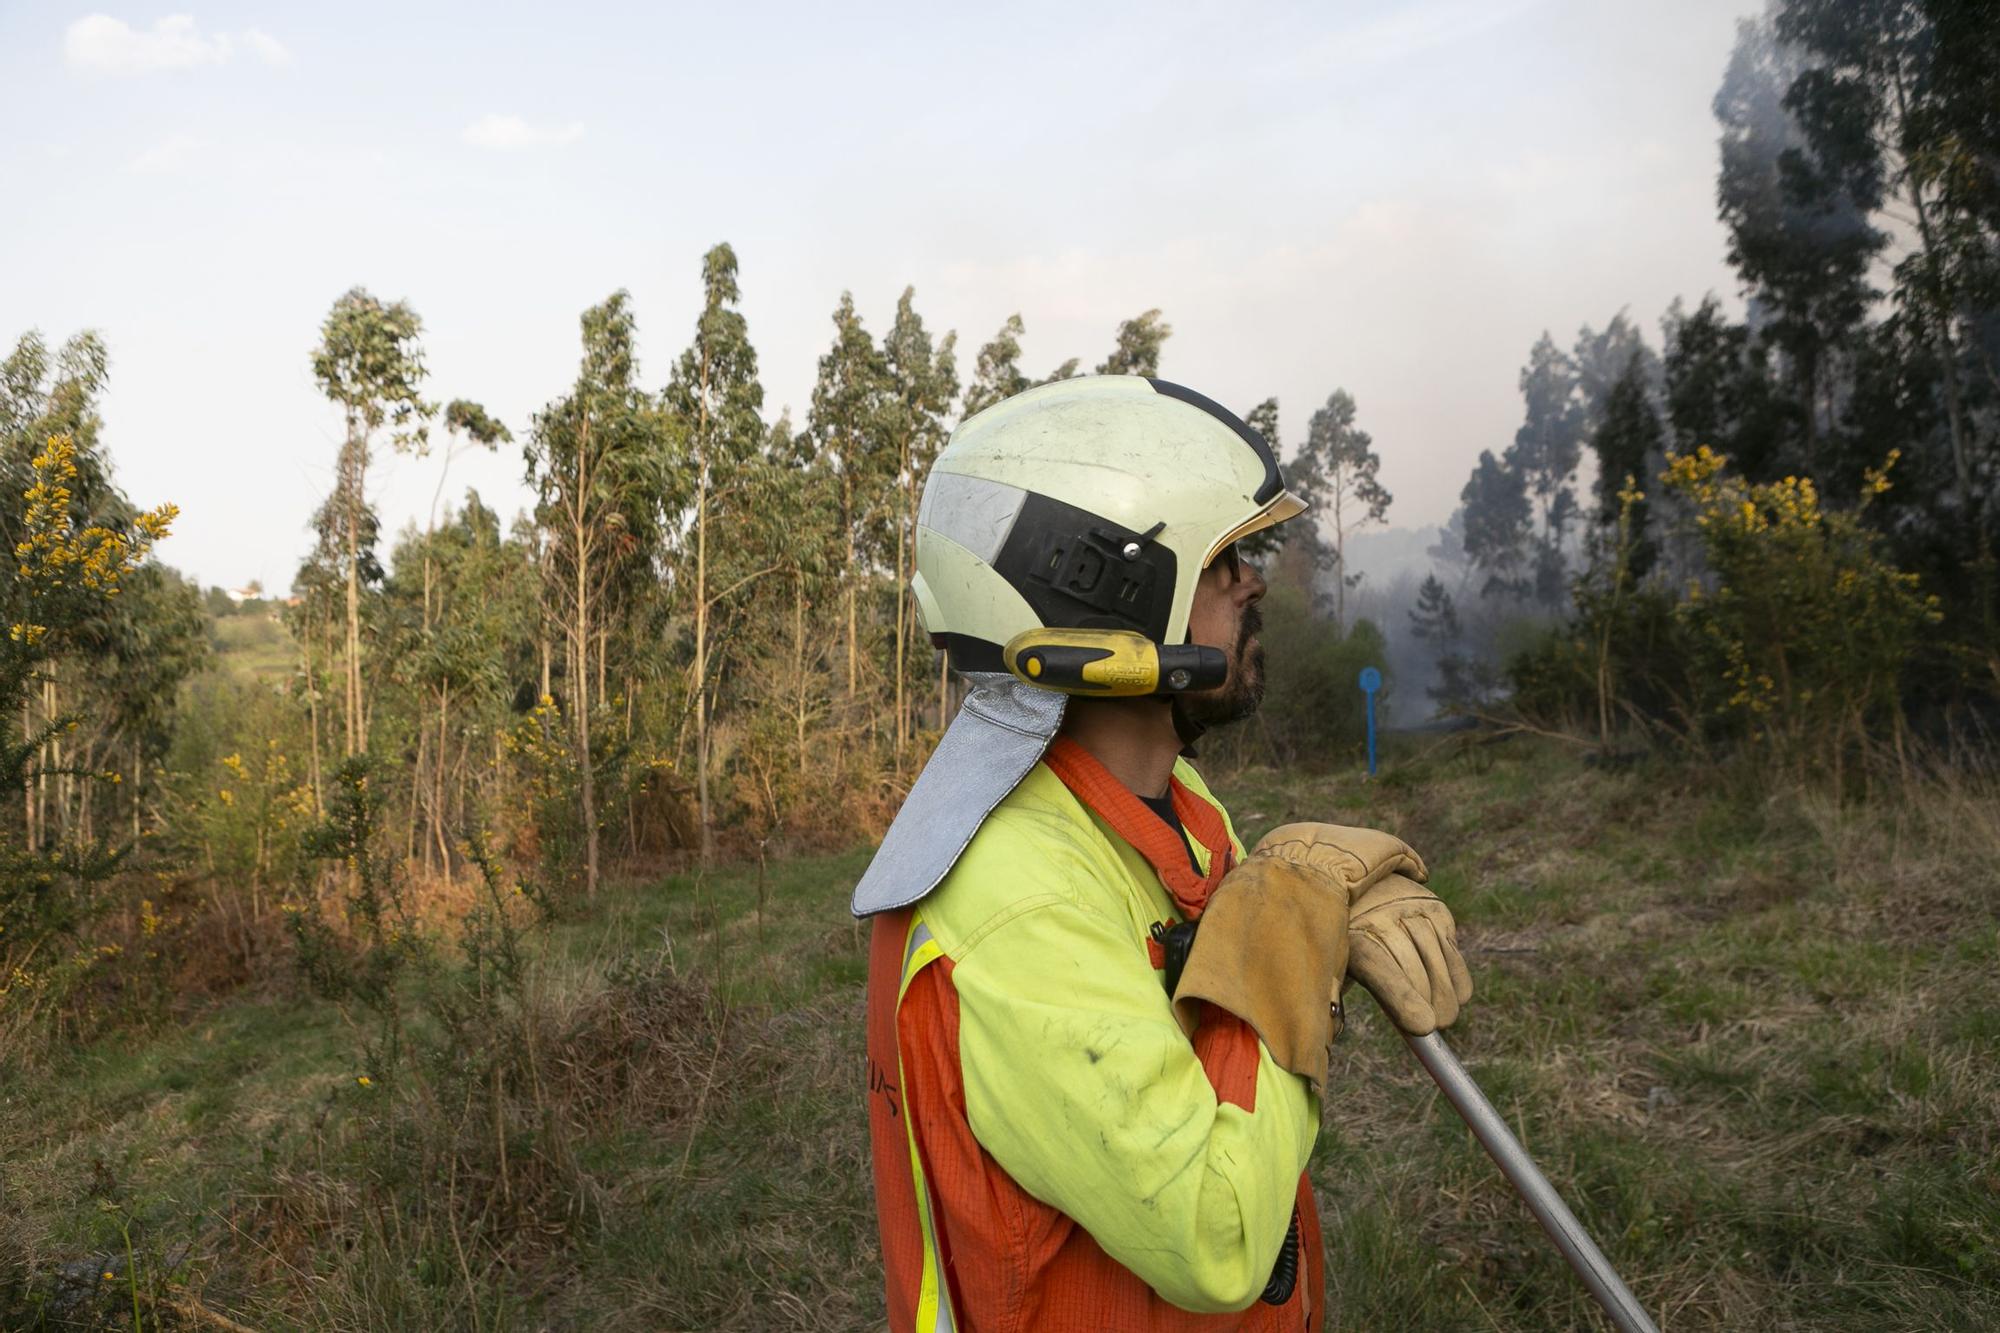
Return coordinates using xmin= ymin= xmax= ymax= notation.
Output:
xmin=4 ymin=739 xmax=1997 ymax=1329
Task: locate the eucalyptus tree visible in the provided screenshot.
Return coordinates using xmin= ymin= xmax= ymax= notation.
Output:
xmin=771 ymin=413 xmax=849 ymax=775
xmin=1589 ymin=355 xmax=1665 ymax=579
xmin=0 ymin=330 xmax=112 ymax=489
xmin=663 ymin=243 xmax=767 ymax=863
xmin=286 ymin=549 xmax=342 ymax=814
xmin=1713 ymin=15 xmax=1879 ymax=461
xmin=1660 ymin=295 xmax=1795 ymax=483
xmin=1572 ymin=312 xmax=1660 ymax=435
xmin=78 ymin=563 xmax=207 ymax=844
xmin=730 ymin=435 xmax=848 ymax=830
xmin=880 ymin=288 xmax=958 ymax=761
xmin=962 ymin=314 xmax=1031 ymax=417
xmin=526 ymin=292 xmax=667 ymax=895
xmin=429 ymin=400 xmax=511 ymax=629
xmin=1778 ymin=0 xmax=1991 ymax=511
xmin=0 ymin=329 xmax=140 ymax=846
xmin=1096 ymin=308 xmax=1172 ymax=377
xmin=392 ymin=492 xmax=523 ymax=873
xmin=1506 ymin=334 xmax=1586 ymax=607
xmin=0 ymin=419 xmax=174 ymax=978
xmin=1460 ymin=449 xmax=1533 ymax=601
xmin=310 ymin=289 xmax=434 ymax=755
xmin=1237 ymin=398 xmax=1289 ymax=562
xmin=806 ymin=292 xmax=891 ymax=701
xmin=1299 ymin=389 xmax=1392 ymax=630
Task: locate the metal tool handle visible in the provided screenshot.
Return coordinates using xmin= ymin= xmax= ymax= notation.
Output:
xmin=1403 ymin=1030 xmax=1659 ymax=1333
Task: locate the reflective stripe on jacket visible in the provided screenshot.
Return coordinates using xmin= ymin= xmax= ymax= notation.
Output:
xmin=866 ymin=738 xmax=1325 ymax=1330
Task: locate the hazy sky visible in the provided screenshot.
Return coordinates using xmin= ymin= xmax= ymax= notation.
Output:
xmin=2 ymin=0 xmax=1754 ymax=591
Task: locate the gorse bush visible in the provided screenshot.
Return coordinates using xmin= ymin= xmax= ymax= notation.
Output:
xmin=1510 ymin=446 xmax=1941 ymax=783
xmin=0 ymin=434 xmax=177 ymax=1055
xmin=1665 ymin=447 xmax=1939 ymax=771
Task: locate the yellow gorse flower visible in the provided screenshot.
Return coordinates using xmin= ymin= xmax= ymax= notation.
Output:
xmin=11 ymin=435 xmax=177 ymax=647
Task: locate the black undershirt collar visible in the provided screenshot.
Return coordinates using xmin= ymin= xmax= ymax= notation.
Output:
xmin=1139 ymin=790 xmax=1203 ymax=876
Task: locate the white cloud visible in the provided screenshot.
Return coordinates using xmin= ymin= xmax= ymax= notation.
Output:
xmin=65 ymin=14 xmax=291 ymax=75
xmin=462 ymin=114 xmax=585 ymax=151
xmin=242 ymin=28 xmax=292 ymax=67
xmin=129 ymin=133 xmax=203 ymax=174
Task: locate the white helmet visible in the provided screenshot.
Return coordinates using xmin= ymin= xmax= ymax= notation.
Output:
xmin=914 ymin=375 xmax=1306 ymax=685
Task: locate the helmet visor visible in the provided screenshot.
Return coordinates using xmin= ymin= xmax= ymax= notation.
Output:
xmin=1200 ymin=489 xmax=1308 ymax=568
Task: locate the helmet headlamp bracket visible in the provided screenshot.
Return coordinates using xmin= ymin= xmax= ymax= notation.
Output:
xmin=991 ymin=492 xmax=1177 ymax=641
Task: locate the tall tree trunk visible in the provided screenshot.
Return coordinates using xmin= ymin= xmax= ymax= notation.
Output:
xmin=696 ymin=478 xmax=712 ymax=864
xmin=844 ymin=469 xmax=858 ymax=698
xmin=22 ymin=700 xmax=34 ymax=853
xmin=79 ymin=737 xmax=92 ymax=846
xmin=342 ymin=432 xmax=367 ymax=757
xmin=52 ymin=670 xmax=67 ymax=840
xmin=795 ymin=574 xmax=808 ymax=774
xmin=574 ymin=507 xmax=598 ymax=897
xmin=305 ymin=606 xmax=324 ymax=815
xmin=1891 ymin=66 xmax=1973 ymax=511
xmin=409 ymin=727 xmax=426 ymax=868
xmin=626 ymin=675 xmax=639 ymax=862
xmin=694 ymin=350 xmax=715 ymax=865
xmin=41 ymin=677 xmax=55 ymax=843
xmin=48 ymin=673 xmax=64 ymax=840
xmin=894 ymin=433 xmax=910 ymax=768
xmin=435 ymin=681 xmax=451 ymax=874
xmin=1333 ymin=492 xmax=1347 ymax=635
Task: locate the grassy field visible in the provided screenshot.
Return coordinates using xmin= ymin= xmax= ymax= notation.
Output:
xmin=207 ymin=612 xmax=297 ymax=684
xmin=3 ymin=736 xmax=1997 ymax=1330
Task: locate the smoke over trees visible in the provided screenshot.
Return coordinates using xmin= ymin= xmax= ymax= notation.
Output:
xmin=1417 ymin=0 xmax=1997 ymax=762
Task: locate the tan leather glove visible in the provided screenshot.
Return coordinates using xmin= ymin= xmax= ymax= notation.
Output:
xmin=1172 ymin=822 xmax=1427 ymax=1091
xmin=1171 ymin=856 xmax=1347 ymax=1092
xmin=1249 ymin=822 xmax=1429 ymax=899
xmin=1345 ymin=873 xmax=1473 ymax=1035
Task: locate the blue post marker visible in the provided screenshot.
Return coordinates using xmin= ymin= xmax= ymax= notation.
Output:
xmin=1358 ymin=665 xmax=1382 ymax=777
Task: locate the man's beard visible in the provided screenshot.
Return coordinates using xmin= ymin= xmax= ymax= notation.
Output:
xmin=1179 ymin=603 xmax=1265 ymax=730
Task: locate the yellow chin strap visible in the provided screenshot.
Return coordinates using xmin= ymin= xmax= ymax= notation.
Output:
xmin=1002 ymin=628 xmax=1227 ymax=697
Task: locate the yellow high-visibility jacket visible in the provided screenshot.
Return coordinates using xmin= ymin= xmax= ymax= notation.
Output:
xmin=865 ymin=736 xmax=1322 ymax=1331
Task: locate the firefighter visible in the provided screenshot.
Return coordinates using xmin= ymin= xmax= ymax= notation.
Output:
xmin=856 ymin=375 xmax=1473 ymax=1330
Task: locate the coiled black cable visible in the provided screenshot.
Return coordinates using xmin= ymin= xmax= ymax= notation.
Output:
xmin=1259 ymin=1207 xmax=1301 ymax=1305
